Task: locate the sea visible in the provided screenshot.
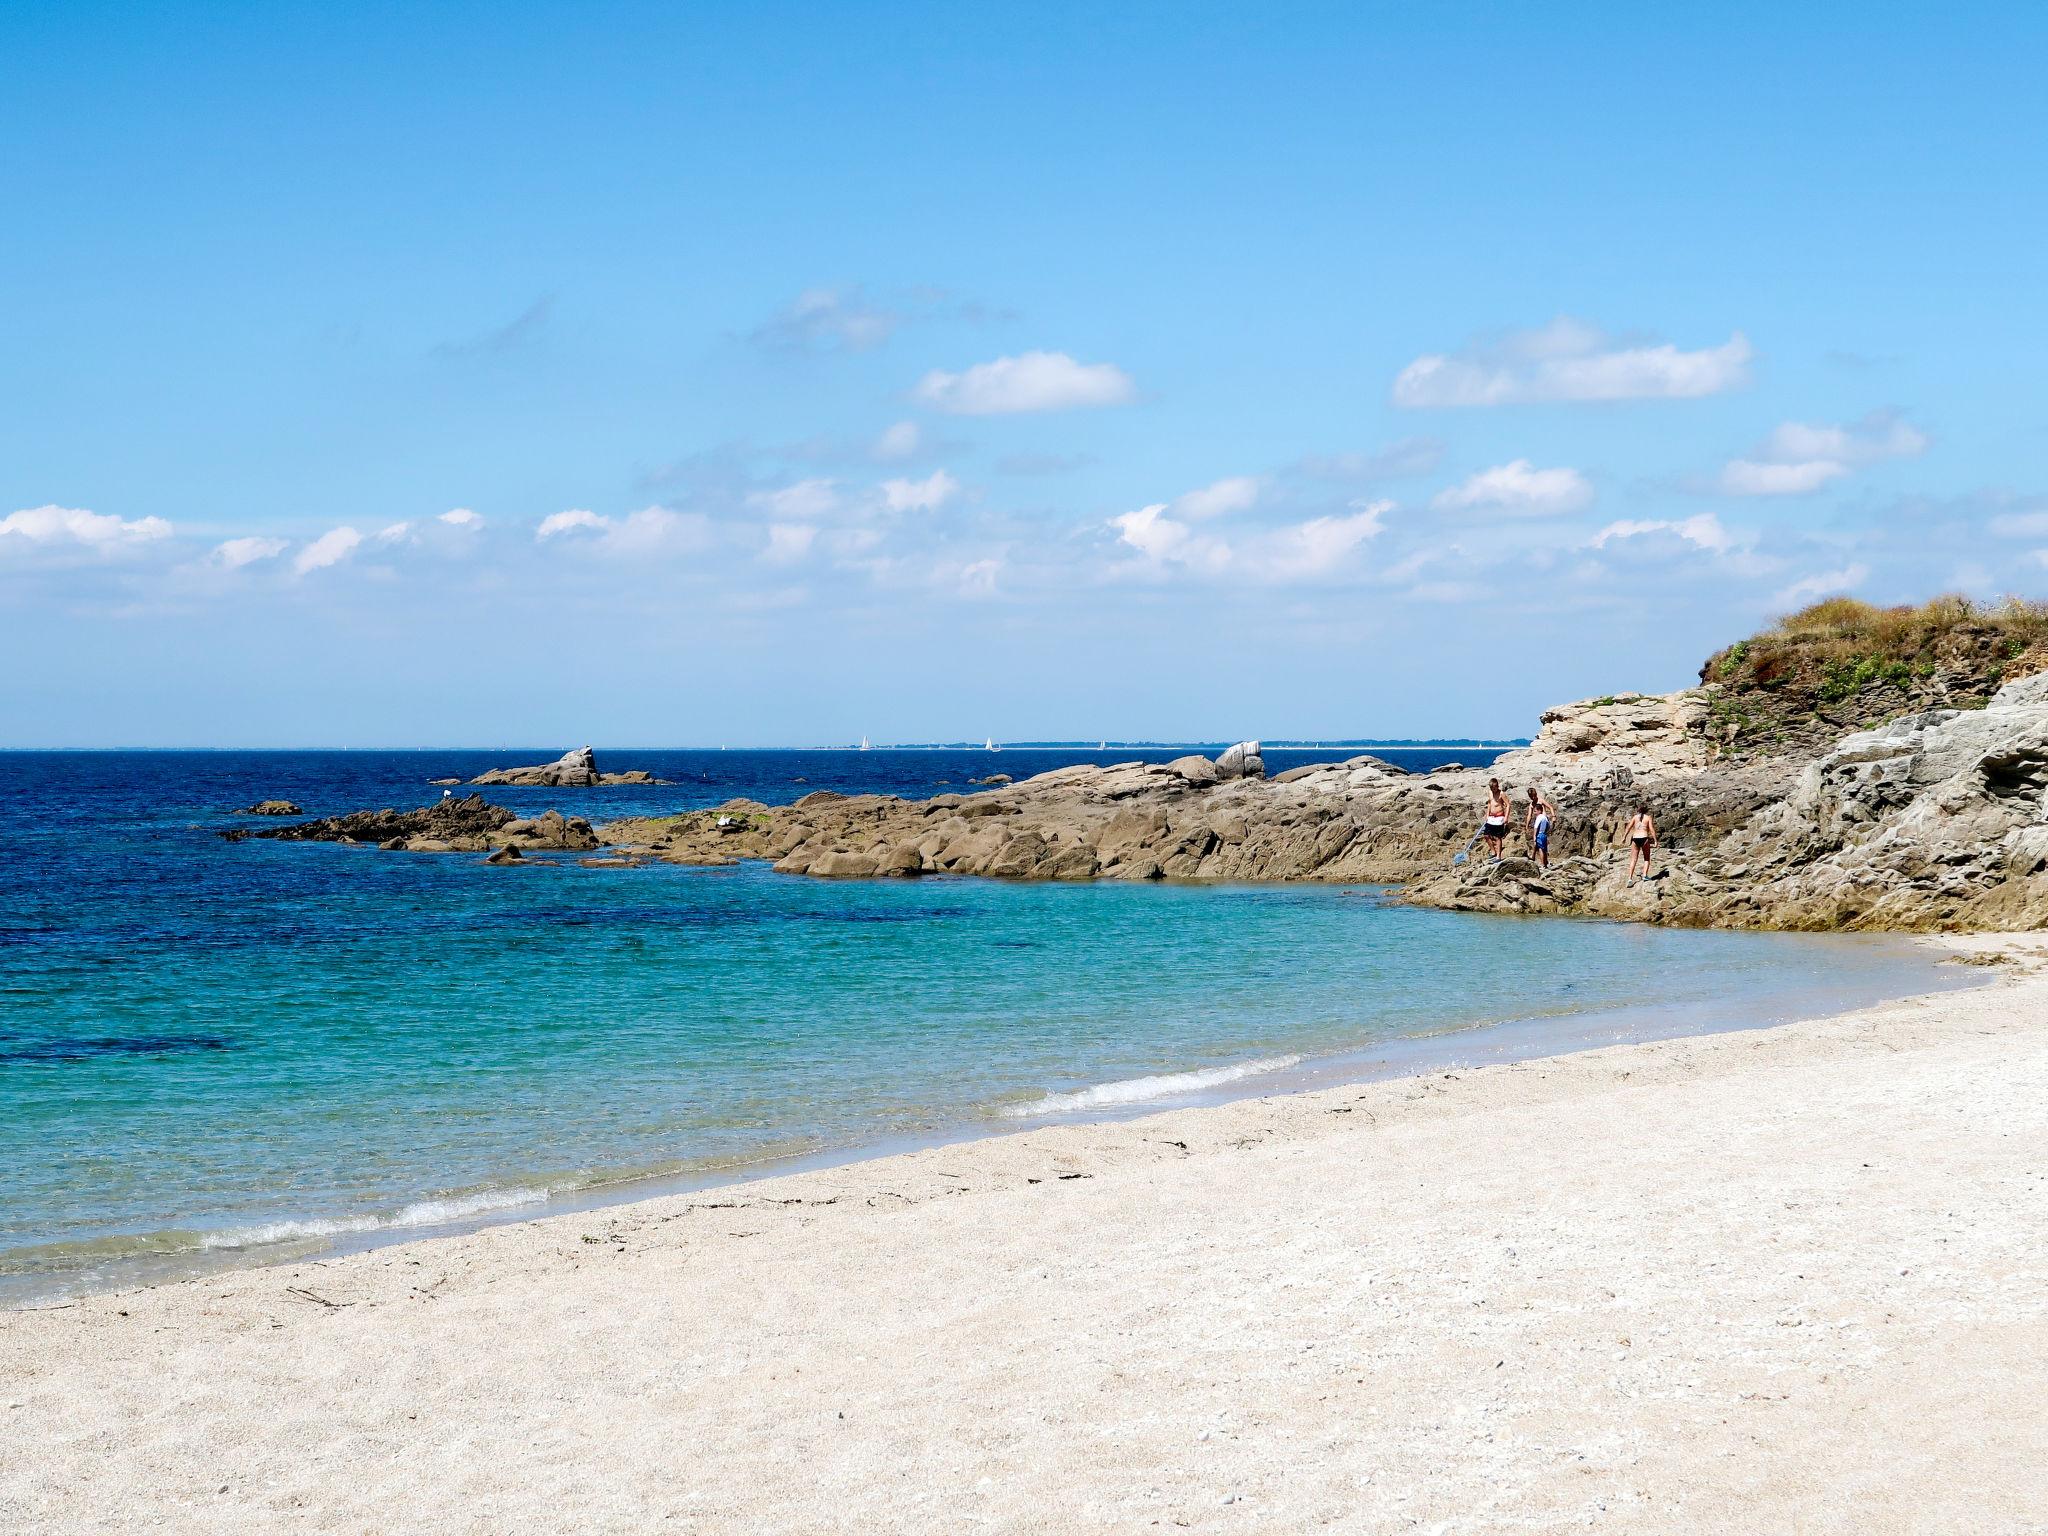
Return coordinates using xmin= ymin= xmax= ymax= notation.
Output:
xmin=0 ymin=745 xmax=1964 ymax=1304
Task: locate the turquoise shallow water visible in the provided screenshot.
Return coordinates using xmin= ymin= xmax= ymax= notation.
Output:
xmin=0 ymin=748 xmax=1961 ymax=1302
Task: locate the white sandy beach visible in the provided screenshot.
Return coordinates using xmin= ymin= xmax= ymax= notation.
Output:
xmin=5 ymin=937 xmax=2046 ymax=1534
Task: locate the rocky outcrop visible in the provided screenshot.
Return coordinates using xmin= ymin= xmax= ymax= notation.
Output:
xmin=1405 ymin=672 xmax=2048 ymax=931
xmin=593 ymin=669 xmax=2048 ymax=932
xmin=222 ymin=794 xmax=600 ymax=855
xmin=598 ymin=754 xmax=1457 ymax=886
xmin=1521 ymin=692 xmax=1716 ymax=772
xmin=237 ymin=800 xmax=302 ymax=816
xmin=469 ymin=746 xmax=660 ymax=787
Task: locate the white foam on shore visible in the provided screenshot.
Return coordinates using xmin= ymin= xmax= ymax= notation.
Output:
xmin=199 ymin=1186 xmax=553 ymax=1251
xmin=1007 ymin=1055 xmax=1303 ymax=1118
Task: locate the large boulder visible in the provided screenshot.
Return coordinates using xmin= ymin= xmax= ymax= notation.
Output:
xmin=1215 ymin=740 xmax=1265 ymax=780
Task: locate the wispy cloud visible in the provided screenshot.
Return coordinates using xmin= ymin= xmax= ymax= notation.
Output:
xmin=872 ymin=420 xmax=923 ymax=461
xmin=1433 ymin=459 xmax=1593 ymax=516
xmin=1719 ymin=409 xmax=1927 ymax=497
xmin=1588 ymin=514 xmax=1734 ymax=555
xmin=1172 ymin=476 xmax=1260 ymax=521
xmin=746 ymin=479 xmax=840 ymax=520
xmin=211 ymin=536 xmax=288 ymax=569
xmin=749 ymin=286 xmax=902 ymax=353
xmin=1393 ymin=318 xmax=1751 ymax=407
xmin=915 ymin=351 xmax=1135 ymax=415
xmin=1774 ymin=563 xmax=1871 ymax=608
xmin=881 ymin=470 xmax=960 ymax=512
xmin=1287 ymin=437 xmax=1444 ymax=482
xmin=293 ymin=526 xmax=362 ymax=575
xmin=533 ymin=506 xmax=711 ymax=558
xmin=434 ymin=295 xmax=554 ymax=359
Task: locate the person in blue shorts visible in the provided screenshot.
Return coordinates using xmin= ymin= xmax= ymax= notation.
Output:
xmin=1524 ymin=786 xmax=1557 ymax=869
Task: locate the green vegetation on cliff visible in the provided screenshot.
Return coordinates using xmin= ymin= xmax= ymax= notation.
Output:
xmin=1698 ymin=594 xmax=2048 ymax=756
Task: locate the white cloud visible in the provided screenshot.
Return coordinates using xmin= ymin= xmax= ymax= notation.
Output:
xmin=1720 ymin=409 xmax=1926 ymax=497
xmin=880 ymin=469 xmax=960 ymax=513
xmin=439 ymin=507 xmax=483 ymax=528
xmin=1991 ymin=511 xmax=2048 ymax=538
xmin=537 ymin=509 xmax=607 ymax=540
xmin=0 ymin=504 xmax=172 ymax=550
xmin=1251 ymin=502 xmax=1390 ymax=581
xmin=1773 ymin=563 xmax=1871 ymax=609
xmin=294 ymin=526 xmax=363 ymax=575
xmin=374 ymin=522 xmax=414 ymax=544
xmin=746 ymin=478 xmax=840 ymax=520
xmin=1393 ymin=319 xmax=1752 ymax=407
xmin=1109 ymin=504 xmax=1229 ymax=573
xmin=1109 ymin=498 xmax=1389 ymax=583
xmin=1172 ymin=475 xmax=1260 ymax=521
xmin=211 ymin=536 xmax=288 ymax=569
xmin=763 ymin=523 xmax=817 ymax=563
xmin=1588 ymin=514 xmax=1735 ymax=555
xmin=1433 ymin=459 xmax=1593 ymax=516
xmin=872 ymin=420 xmax=922 ymax=461
xmin=914 ymin=351 xmax=1135 ymax=415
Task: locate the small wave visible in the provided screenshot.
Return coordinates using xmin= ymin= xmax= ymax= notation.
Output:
xmin=199 ymin=1185 xmax=553 ymax=1251
xmin=1006 ymin=1055 xmax=1302 ymax=1118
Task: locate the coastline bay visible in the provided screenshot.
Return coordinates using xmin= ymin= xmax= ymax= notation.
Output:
xmin=0 ymin=748 xmax=1961 ymax=1302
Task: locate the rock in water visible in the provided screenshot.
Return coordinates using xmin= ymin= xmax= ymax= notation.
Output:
xmin=238 ymin=800 xmax=302 ymax=816
xmin=1216 ymin=741 xmax=1265 ymax=780
xmin=469 ymin=746 xmax=660 ymax=787
xmin=222 ymin=794 xmax=599 ymax=854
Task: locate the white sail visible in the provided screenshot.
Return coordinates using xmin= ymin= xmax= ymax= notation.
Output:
xmin=984 ymin=737 xmax=997 ymax=751
xmin=859 ymin=735 xmax=871 ymax=751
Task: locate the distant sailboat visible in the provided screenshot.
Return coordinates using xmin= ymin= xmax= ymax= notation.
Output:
xmin=859 ymin=735 xmax=871 ymax=751
xmin=984 ymin=737 xmax=998 ymax=751
xmin=1098 ymin=740 xmax=1107 ymax=750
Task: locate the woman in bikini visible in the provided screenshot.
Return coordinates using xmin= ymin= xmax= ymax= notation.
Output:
xmin=1481 ymin=778 xmax=1511 ymax=861
xmin=1624 ymin=804 xmax=1658 ymax=881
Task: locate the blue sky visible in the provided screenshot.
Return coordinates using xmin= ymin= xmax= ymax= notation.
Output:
xmin=5 ymin=1 xmax=2046 ymax=746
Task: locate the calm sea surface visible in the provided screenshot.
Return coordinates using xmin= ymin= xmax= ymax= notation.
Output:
xmin=0 ymin=747 xmax=1960 ymax=1302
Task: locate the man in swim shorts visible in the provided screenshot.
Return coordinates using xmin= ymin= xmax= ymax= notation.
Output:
xmin=1525 ymin=786 xmax=1556 ymax=869
xmin=1481 ymin=777 xmax=1510 ymax=861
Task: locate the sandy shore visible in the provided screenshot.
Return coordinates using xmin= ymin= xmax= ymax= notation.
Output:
xmin=6 ymin=938 xmax=2046 ymax=1534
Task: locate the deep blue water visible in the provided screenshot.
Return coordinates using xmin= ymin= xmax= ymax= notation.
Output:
xmin=0 ymin=747 xmax=1958 ymax=1302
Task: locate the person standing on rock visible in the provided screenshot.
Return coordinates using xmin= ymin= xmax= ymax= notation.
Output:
xmin=1624 ymin=805 xmax=1658 ymax=881
xmin=1525 ymin=787 xmax=1557 ymax=870
xmin=1481 ymin=778 xmax=1511 ymax=862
